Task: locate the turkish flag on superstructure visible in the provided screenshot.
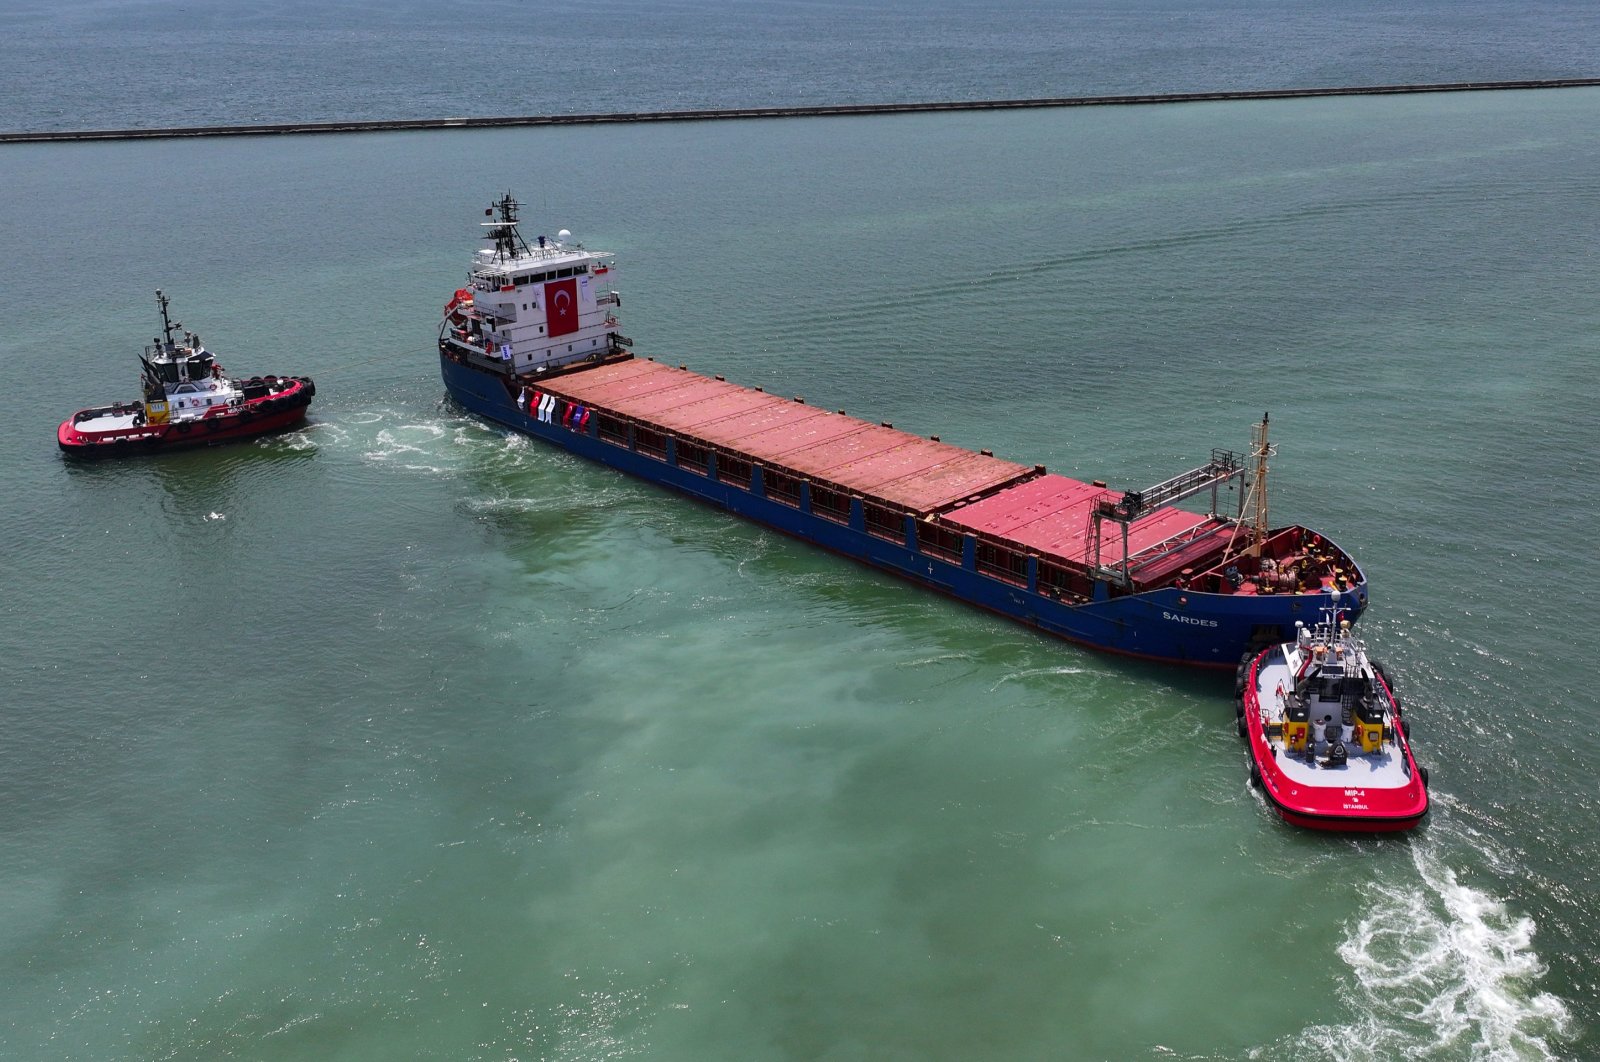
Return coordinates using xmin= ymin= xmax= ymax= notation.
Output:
xmin=545 ymin=278 xmax=579 ymax=337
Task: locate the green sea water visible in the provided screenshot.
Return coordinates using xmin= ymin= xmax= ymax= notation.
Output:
xmin=2 ymin=89 xmax=1597 ymax=1059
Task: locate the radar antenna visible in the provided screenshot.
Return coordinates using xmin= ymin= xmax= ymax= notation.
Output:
xmin=483 ymin=192 xmax=532 ymax=261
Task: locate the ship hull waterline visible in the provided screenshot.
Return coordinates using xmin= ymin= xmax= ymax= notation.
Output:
xmin=57 ymin=404 xmax=311 ymax=457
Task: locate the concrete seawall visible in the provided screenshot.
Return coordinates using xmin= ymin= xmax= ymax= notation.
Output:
xmin=5 ymin=79 xmax=1599 ymax=144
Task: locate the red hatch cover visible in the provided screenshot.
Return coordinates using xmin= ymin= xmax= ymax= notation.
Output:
xmin=536 ymin=358 xmax=1031 ymax=515
xmin=938 ymin=473 xmax=1218 ymax=566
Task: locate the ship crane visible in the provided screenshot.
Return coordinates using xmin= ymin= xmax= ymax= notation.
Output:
xmin=1088 ymin=447 xmax=1247 ymax=587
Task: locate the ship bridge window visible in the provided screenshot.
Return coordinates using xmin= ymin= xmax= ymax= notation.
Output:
xmin=557 ymin=268 xmax=573 ymax=278
xmin=576 ymin=265 xmax=589 ymax=275
xmin=809 ymin=486 xmax=851 ymax=525
xmin=919 ymin=522 xmax=965 ymax=563
xmin=863 ymin=503 xmax=906 ymax=544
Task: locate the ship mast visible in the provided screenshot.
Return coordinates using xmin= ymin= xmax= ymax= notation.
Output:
xmin=483 ymin=192 xmax=532 ymax=261
xmin=1248 ymin=412 xmax=1273 ymax=557
xmin=155 ymin=289 xmax=181 ymax=353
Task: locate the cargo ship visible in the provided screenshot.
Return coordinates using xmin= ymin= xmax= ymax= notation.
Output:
xmin=59 ymin=290 xmax=315 ymax=457
xmin=438 ymin=195 xmax=1366 ymax=668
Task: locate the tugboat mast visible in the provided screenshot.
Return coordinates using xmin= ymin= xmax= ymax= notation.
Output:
xmin=155 ymin=289 xmax=182 ymax=352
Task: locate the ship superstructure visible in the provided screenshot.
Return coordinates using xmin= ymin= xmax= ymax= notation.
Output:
xmin=441 ymin=193 xmax=629 ymax=376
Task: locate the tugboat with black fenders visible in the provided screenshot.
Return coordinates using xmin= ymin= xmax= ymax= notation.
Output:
xmin=1237 ymin=595 xmax=1429 ymax=832
xmin=58 ymin=290 xmax=315 ymax=457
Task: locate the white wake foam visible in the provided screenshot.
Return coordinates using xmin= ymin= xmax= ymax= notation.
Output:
xmin=1270 ymin=835 xmax=1572 ymax=1060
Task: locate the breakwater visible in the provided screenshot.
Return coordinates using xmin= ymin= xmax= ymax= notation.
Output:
xmin=5 ymin=78 xmax=1599 ymax=144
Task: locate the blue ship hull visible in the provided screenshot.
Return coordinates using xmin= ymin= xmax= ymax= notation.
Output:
xmin=441 ymin=355 xmax=1366 ymax=669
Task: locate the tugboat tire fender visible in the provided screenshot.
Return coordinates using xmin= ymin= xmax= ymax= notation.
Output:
xmin=1418 ymin=764 xmax=1430 ymax=789
xmin=176 ymin=422 xmax=192 ymax=434
xmin=1371 ymin=660 xmax=1402 ymax=708
xmin=1401 ymin=718 xmax=1411 ymax=740
xmin=1236 ymin=714 xmax=1247 ymax=738
xmin=1248 ymin=760 xmax=1262 ymax=788
xmin=1234 ymin=694 xmax=1245 ymax=718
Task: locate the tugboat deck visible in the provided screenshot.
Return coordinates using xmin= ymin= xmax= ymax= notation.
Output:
xmin=73 ymin=410 xmax=142 ymax=432
xmin=1268 ymin=748 xmax=1407 ymax=787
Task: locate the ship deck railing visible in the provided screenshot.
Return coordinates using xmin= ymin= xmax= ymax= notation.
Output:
xmin=496 ymin=356 xmax=1356 ymax=607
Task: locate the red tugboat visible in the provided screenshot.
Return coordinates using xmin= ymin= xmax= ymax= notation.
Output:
xmin=1237 ymin=597 xmax=1429 ymax=832
xmin=58 ymin=291 xmax=314 ymax=457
